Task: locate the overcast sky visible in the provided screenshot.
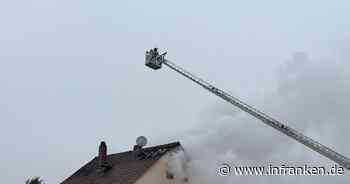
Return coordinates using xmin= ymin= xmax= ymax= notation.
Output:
xmin=1 ymin=1 xmax=350 ymax=183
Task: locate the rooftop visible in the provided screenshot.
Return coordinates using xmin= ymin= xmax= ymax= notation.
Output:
xmin=61 ymin=141 xmax=181 ymax=184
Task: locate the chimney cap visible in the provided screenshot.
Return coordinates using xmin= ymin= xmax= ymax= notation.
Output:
xmin=100 ymin=141 xmax=107 ymax=147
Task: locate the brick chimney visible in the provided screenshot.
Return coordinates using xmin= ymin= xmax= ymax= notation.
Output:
xmin=97 ymin=141 xmax=111 ymax=173
xmin=99 ymin=141 xmax=108 ymax=166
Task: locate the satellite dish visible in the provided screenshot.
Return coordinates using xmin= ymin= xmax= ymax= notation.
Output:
xmin=136 ymin=136 xmax=147 ymax=147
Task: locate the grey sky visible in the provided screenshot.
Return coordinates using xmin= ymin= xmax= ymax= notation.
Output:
xmin=0 ymin=1 xmax=350 ymax=183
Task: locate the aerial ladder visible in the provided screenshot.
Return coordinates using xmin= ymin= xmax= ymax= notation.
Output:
xmin=145 ymin=48 xmax=350 ymax=170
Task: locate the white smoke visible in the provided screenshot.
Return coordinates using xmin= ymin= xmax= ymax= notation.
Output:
xmin=175 ymin=42 xmax=350 ymax=184
xmin=166 ymin=149 xmax=188 ymax=183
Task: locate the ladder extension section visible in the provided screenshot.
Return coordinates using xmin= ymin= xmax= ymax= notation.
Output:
xmin=161 ymin=58 xmax=350 ymax=170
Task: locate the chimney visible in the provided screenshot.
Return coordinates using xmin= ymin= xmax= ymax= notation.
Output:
xmin=99 ymin=141 xmax=107 ymax=166
xmin=96 ymin=141 xmax=111 ymax=174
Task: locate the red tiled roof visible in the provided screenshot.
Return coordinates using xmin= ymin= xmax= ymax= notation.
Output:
xmin=61 ymin=142 xmax=181 ymax=184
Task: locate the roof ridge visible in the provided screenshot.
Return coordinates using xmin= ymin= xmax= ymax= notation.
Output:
xmin=108 ymin=141 xmax=181 ymax=156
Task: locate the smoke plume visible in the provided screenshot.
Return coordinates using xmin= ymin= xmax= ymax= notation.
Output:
xmin=175 ymin=42 xmax=350 ymax=184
